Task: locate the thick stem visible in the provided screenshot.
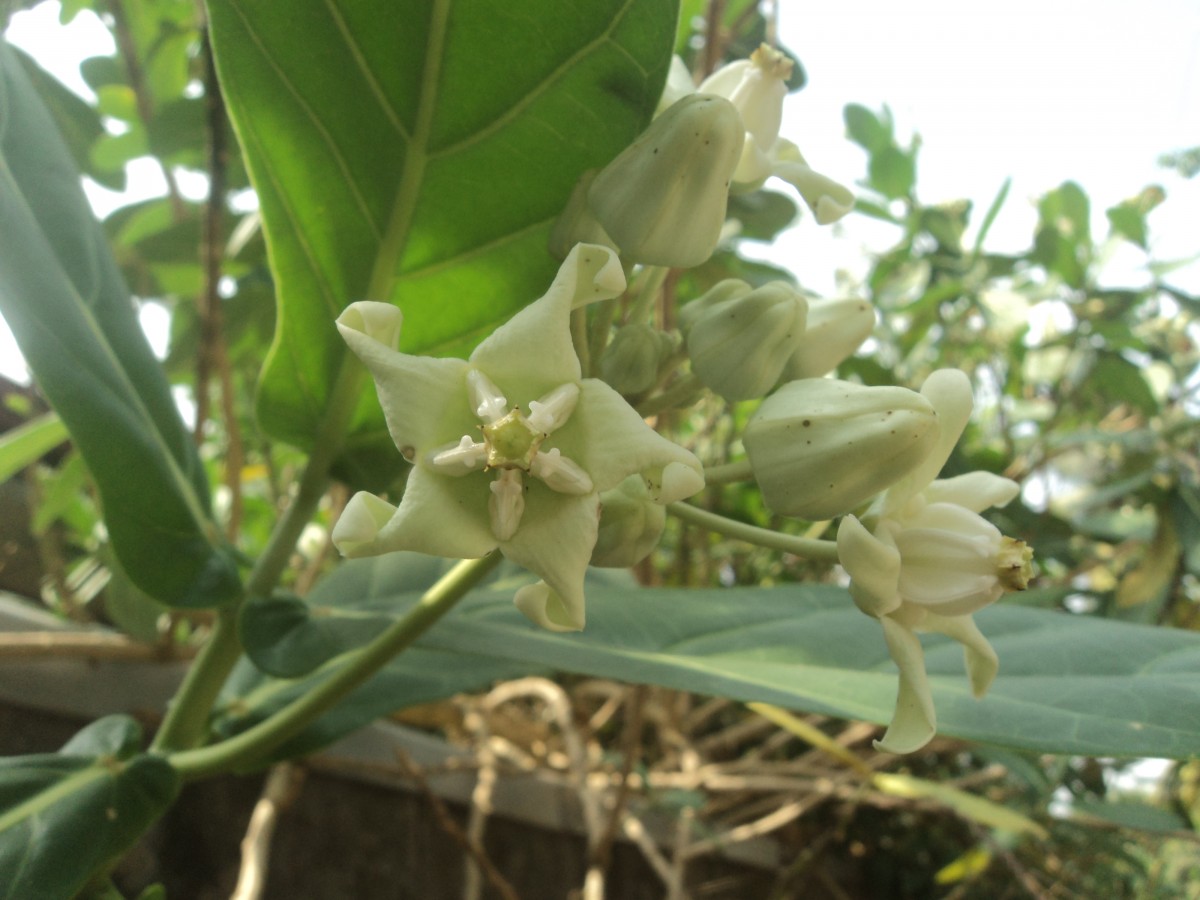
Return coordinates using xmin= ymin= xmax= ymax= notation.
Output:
xmin=151 ymin=363 xmax=363 ymax=753
xmin=167 ymin=552 xmax=502 ymax=779
xmin=702 ymin=458 xmax=755 ymax=485
xmin=666 ymin=502 xmax=839 ymax=561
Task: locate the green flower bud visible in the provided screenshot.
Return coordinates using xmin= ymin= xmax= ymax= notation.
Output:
xmin=548 ymin=170 xmax=616 ymax=260
xmin=684 ymin=280 xmax=808 ymax=402
xmin=782 ymin=297 xmax=875 ymax=380
xmin=588 ymin=94 xmax=744 ymax=268
xmin=744 ymin=378 xmax=939 ymax=519
xmin=600 ymin=324 xmax=674 ymax=398
xmin=591 ymin=475 xmax=667 ymax=567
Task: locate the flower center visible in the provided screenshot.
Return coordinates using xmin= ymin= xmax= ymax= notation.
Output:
xmin=997 ymin=538 xmax=1034 ymax=592
xmin=481 ymin=408 xmax=545 ymax=470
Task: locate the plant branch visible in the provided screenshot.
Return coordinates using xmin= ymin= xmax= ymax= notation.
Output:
xmin=166 ymin=551 xmax=502 ymax=779
xmin=666 ymin=502 xmax=840 ymax=561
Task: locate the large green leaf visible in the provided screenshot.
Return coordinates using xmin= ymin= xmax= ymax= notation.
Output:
xmin=0 ymin=717 xmax=179 ymax=900
xmin=207 ymin=0 xmax=677 ymax=480
xmin=228 ymin=557 xmax=1200 ymax=761
xmin=0 ymin=41 xmax=239 ymax=607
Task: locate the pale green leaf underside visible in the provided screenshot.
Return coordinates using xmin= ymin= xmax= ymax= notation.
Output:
xmin=231 ymin=555 xmax=1200 ymax=760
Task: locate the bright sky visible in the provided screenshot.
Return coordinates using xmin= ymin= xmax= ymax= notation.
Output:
xmin=2 ymin=0 xmax=1199 ymax=380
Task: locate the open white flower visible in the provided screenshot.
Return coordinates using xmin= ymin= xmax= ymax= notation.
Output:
xmin=836 ymin=369 xmax=1033 ymax=753
xmin=332 ymin=244 xmax=704 ymax=632
xmin=698 ymin=44 xmax=854 ymax=224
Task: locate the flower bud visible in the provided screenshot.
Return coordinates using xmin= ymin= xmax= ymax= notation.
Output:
xmin=588 ymin=94 xmax=744 ymax=268
xmin=684 ymin=280 xmax=808 ymax=402
xmin=781 ymin=297 xmax=875 ymax=380
xmin=744 ymin=378 xmax=939 ymax=519
xmin=600 ymin=324 xmax=674 ymax=398
xmin=548 ymin=170 xmax=616 ymax=260
xmin=591 ymin=475 xmax=667 ymax=567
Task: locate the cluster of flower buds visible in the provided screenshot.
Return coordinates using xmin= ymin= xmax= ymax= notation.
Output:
xmin=552 ymin=44 xmax=854 ymax=270
xmin=598 ymin=324 xmax=676 ymax=399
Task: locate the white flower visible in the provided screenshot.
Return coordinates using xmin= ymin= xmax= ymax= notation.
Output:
xmin=698 ymin=44 xmax=854 ymax=224
xmin=836 ymin=369 xmax=1033 ymax=753
xmin=332 ymin=244 xmax=704 ymax=632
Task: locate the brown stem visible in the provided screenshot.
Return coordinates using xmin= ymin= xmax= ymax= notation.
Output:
xmin=106 ymin=0 xmax=186 ymax=220
xmin=194 ymin=29 xmax=245 ymax=540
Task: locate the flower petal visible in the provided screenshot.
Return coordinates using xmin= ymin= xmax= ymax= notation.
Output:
xmin=921 ymin=612 xmax=999 ymax=699
xmin=925 ymin=472 xmax=1020 ymax=513
xmin=885 ymin=368 xmax=974 ymax=513
xmin=501 ymin=489 xmax=600 ymax=632
xmin=338 ymin=309 xmax=472 ymax=453
xmin=337 ymin=301 xmax=403 ymax=349
xmin=514 ymin=581 xmax=582 ymax=633
xmin=469 ymin=244 xmax=624 ymax=395
xmin=837 ymin=515 xmax=902 ymax=617
xmin=331 ymin=491 xmax=399 ymax=558
xmin=335 ymin=466 xmax=497 ymax=560
xmin=565 ymin=379 xmax=704 ymax=494
xmin=874 ymin=616 xmax=938 ymax=754
xmin=771 ymin=140 xmax=855 ymax=225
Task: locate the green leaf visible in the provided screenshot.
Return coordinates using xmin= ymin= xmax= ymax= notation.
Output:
xmin=0 ymin=43 xmax=240 ymax=607
xmin=0 ymin=411 xmax=68 ymax=484
xmin=0 ymin=717 xmax=179 ymax=900
xmin=10 ymin=45 xmax=124 ymax=191
xmin=226 ymin=557 xmax=1200 ymax=761
xmin=726 ymin=189 xmax=798 ymax=241
xmin=868 ymin=144 xmax=916 ymax=200
xmin=843 ymin=103 xmax=891 ymax=153
xmin=208 ymin=0 xmax=678 ymax=480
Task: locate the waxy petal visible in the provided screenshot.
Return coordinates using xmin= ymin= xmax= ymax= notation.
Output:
xmin=772 ymin=140 xmax=855 ymax=225
xmin=527 ymin=383 xmax=581 ymax=434
xmin=338 ymin=304 xmax=472 ymax=453
xmin=837 ymin=515 xmax=902 ymax=618
xmin=514 ymin=581 xmax=580 ymax=633
xmin=922 ymin=612 xmax=999 ymax=699
xmin=489 ymin=469 xmax=525 ymax=541
xmin=566 ymin=379 xmax=704 ymax=494
xmin=875 ymin=616 xmax=937 ymax=754
xmin=925 ymin=472 xmax=1020 ymax=513
xmin=469 ymin=244 xmax=624 ymax=397
xmin=466 ymin=369 xmax=508 ymax=423
xmin=885 ymin=368 xmax=974 ymax=514
xmin=334 ymin=466 xmax=497 ymax=561
xmin=501 ymin=490 xmax=600 ymax=632
xmin=531 ymin=448 xmax=593 ymax=495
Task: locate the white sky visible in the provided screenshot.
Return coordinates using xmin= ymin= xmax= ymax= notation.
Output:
xmin=2 ymin=0 xmax=1198 ymax=380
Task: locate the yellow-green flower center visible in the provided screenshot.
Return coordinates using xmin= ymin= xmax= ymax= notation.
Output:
xmin=482 ymin=408 xmax=544 ymax=470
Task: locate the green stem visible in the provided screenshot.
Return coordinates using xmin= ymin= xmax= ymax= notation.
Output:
xmin=151 ymin=363 xmax=364 ymax=753
xmin=167 ymin=551 xmax=502 ymax=780
xmin=586 ymin=297 xmax=617 ymax=377
xmin=627 ymin=265 xmax=669 ymax=325
xmin=636 ymin=373 xmax=702 ymax=417
xmin=667 ymin=502 xmax=840 ymax=561
xmin=703 ymin=458 xmax=755 ymax=485
xmin=571 ymin=306 xmax=591 ymax=377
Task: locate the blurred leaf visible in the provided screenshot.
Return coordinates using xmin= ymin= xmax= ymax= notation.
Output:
xmin=971 ymin=177 xmax=1010 ymax=254
xmin=208 ymin=0 xmax=677 ymax=484
xmin=10 ymin=44 xmax=124 ymax=191
xmin=1105 ymin=185 xmax=1164 ymax=250
xmin=873 ymin=772 xmax=1048 ymax=838
xmin=1033 ymin=181 xmax=1091 ymax=286
xmin=843 ymin=103 xmax=891 ymax=153
xmin=0 ymin=43 xmax=239 ymax=606
xmin=225 ymin=556 xmax=1200 ymax=762
xmin=868 ymin=144 xmax=915 ymax=200
xmin=934 ymin=846 xmax=992 ymax=885
xmin=90 ymin=125 xmax=148 ymax=172
xmin=0 ymin=717 xmax=178 ymax=900
xmin=1073 ymin=799 xmax=1191 ymax=834
xmin=1092 ymin=352 xmax=1159 ymax=416
xmin=727 ymin=189 xmax=797 ymax=241
xmin=0 ymin=412 xmax=68 ymax=484
xmin=1171 ymin=485 xmax=1200 ymax=576
xmin=96 ymin=84 xmax=138 ymax=121
xmin=1116 ymin=510 xmax=1179 ymax=607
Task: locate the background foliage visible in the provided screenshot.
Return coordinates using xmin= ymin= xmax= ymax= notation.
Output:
xmin=0 ymin=0 xmax=1197 ymax=897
